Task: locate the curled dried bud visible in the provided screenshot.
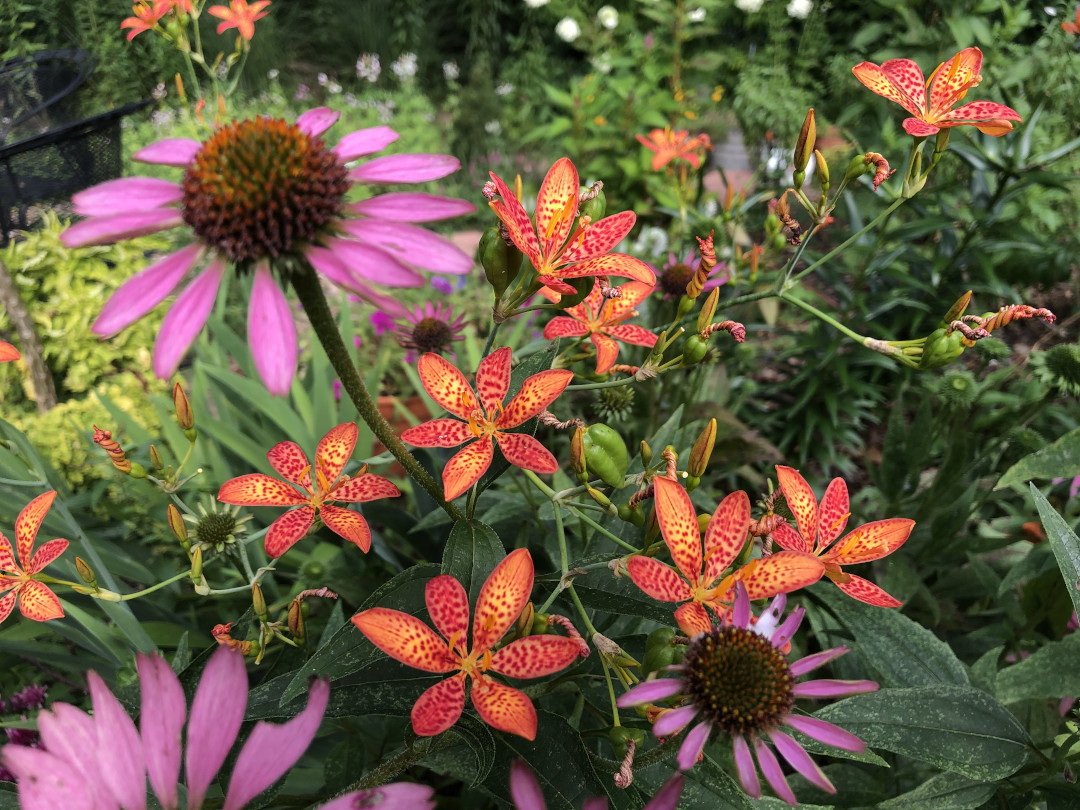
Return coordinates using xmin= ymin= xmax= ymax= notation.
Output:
xmin=628 ymin=483 xmax=654 ymax=510
xmin=609 ymin=364 xmax=640 ymax=375
xmin=975 ymin=305 xmax=1057 ymax=334
xmin=748 ymin=513 xmax=786 ymax=537
xmin=93 ymin=426 xmax=132 ymax=474
xmin=770 ymin=195 xmax=802 ymax=245
xmin=864 ymin=152 xmax=896 ymax=191
xmin=613 ymin=738 xmax=637 ymax=789
xmin=548 ymin=614 xmax=590 ymax=657
xmin=701 ymin=320 xmax=746 ymax=343
xmin=686 ymin=231 xmax=716 ymax=299
xmin=660 ymin=447 xmax=678 ymax=481
xmin=946 ymin=320 xmax=992 ymax=342
xmin=295 ymin=587 xmax=339 ymax=600
xmin=539 ymin=410 xmax=586 ymax=431
xmin=212 ymin=623 xmax=254 ymax=655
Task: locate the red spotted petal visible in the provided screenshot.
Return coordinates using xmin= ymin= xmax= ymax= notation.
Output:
xmin=537 ymin=275 xmax=578 ymax=296
xmin=18 ymin=580 xmax=64 ymax=622
xmin=472 ymin=547 xmax=533 ymax=654
xmin=738 ymin=552 xmax=824 ymax=601
xmin=831 ymin=572 xmax=902 ymax=607
xmin=425 ymin=575 xmax=470 ymax=649
xmin=15 ymin=491 xmax=55 ymax=569
xmin=496 ymin=370 xmax=574 ymax=429
xmin=494 ymin=432 xmax=558 ymax=474
xmin=941 ymin=100 xmax=1023 ymax=126
xmin=218 ymin=474 xmax=310 ymax=507
xmin=331 ymin=473 xmax=401 ymax=503
xmin=266 ymin=441 xmax=312 ymax=489
xmin=535 ymin=158 xmax=579 ymax=262
xmin=315 ymin=422 xmax=358 ymax=485
xmin=902 ymin=118 xmax=941 ymax=136
xmin=560 ymin=210 xmax=637 ymax=264
xmin=654 ymin=477 xmax=703 ymax=584
xmin=826 ymin=518 xmax=914 ymax=565
xmin=401 ymin=418 xmax=473 ymax=448
xmin=926 ymin=47 xmax=982 ymax=117
xmin=604 ymin=281 xmax=655 ymax=319
xmin=476 ymin=347 xmax=512 ymax=413
xmin=591 ymin=333 xmax=620 ymax=375
xmin=0 ymin=589 xmax=15 ymax=624
xmin=968 ymin=119 xmax=1017 ymax=136
xmin=543 ymin=317 xmax=590 ymax=340
xmin=418 ymin=353 xmax=478 ymax=421
xmin=702 ymin=490 xmax=751 ymax=586
xmin=0 ymin=341 xmax=19 ymax=362
xmin=491 ymin=635 xmax=581 ymax=678
xmin=0 ymin=532 xmax=17 ymax=573
xmin=351 ymin=607 xmax=457 ymax=673
xmin=607 ymin=324 xmax=657 ymax=347
xmin=470 ymin=677 xmax=538 ymax=740
xmin=817 ymin=478 xmax=849 ymax=549
xmin=851 ymin=59 xmax=926 ymax=117
xmin=412 ymin=673 xmax=466 ymax=736
xmin=264 ymin=507 xmax=316 ymax=558
xmin=558 ymin=253 xmax=656 ymax=286
xmin=488 ymin=172 xmax=541 ymax=267
xmin=775 ymin=466 xmax=818 ymax=547
xmin=443 ymin=439 xmax=494 ymax=501
xmin=320 ymin=504 xmax=372 ymax=552
xmin=674 ymin=601 xmax=712 ymax=637
xmin=771 ymin=521 xmax=812 ymax=554
xmin=28 ymin=539 xmax=69 ymax=575
xmin=626 ymin=556 xmax=693 ymax=603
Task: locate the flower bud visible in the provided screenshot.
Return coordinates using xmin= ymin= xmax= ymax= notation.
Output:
xmin=793 ymin=108 xmax=816 ymax=175
xmin=697 ymin=288 xmax=720 ymax=334
xmin=93 ymin=426 xmax=132 ymax=474
xmin=478 ymin=226 xmax=517 ymax=298
xmin=582 ymin=424 xmax=629 ymax=489
xmin=814 ymin=148 xmax=829 ymax=193
xmin=190 ymin=547 xmax=208 ymax=594
xmin=682 ymin=334 xmax=708 ymax=365
xmin=173 ymin=382 xmax=194 ymax=431
xmin=75 ymin=557 xmax=97 ymax=587
xmin=586 ymin=485 xmax=617 ymax=516
xmin=252 ymin=583 xmax=268 ymax=622
xmin=515 ymin=601 xmax=535 ymax=639
xmin=688 ymin=418 xmax=716 ymax=478
xmin=168 ymin=504 xmax=190 ymax=550
xmin=941 ymin=290 xmax=973 ymax=326
xmin=578 ymin=184 xmax=606 ymax=223
xmin=640 ymin=440 xmax=652 ymax=468
xmin=570 ymin=426 xmax=588 ymax=482
xmin=149 ymin=444 xmax=165 ymax=471
xmin=288 ymin=597 xmax=305 ymax=641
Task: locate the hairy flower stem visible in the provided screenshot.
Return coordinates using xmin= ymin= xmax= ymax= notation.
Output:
xmin=291 ymin=266 xmax=465 ymax=522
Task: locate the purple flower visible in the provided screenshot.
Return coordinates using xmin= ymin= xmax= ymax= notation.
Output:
xmin=430 ymin=276 xmax=454 ymax=295
xmin=63 ymin=108 xmax=476 ymax=396
xmin=370 ymin=310 xmax=396 ymax=336
xmin=396 ymin=301 xmax=466 ymax=355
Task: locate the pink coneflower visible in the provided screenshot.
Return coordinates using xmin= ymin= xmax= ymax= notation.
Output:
xmin=657 ymin=250 xmax=725 ymax=298
xmin=510 ymin=760 xmax=683 ymax=810
xmin=617 ymin=583 xmax=878 ymax=805
xmin=0 ymin=646 xmax=432 ymax=810
xmin=63 ymin=107 xmax=476 ymax=395
xmin=395 ymin=301 xmax=466 ymax=355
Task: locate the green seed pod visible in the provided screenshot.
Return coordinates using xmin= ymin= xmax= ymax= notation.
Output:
xmin=682 ymin=335 xmax=709 ymax=366
xmin=645 ymin=627 xmax=675 ymax=654
xmin=643 ymin=628 xmax=677 ymax=675
xmin=582 ymin=423 xmax=629 ymax=488
xmin=478 ymin=226 xmax=520 ymax=297
xmin=844 ymin=154 xmax=874 ymax=184
xmin=530 ymin=611 xmax=551 ymax=635
xmin=919 ymin=327 xmax=967 ymax=369
xmin=608 ymin=726 xmax=646 ymax=759
xmin=579 ymin=186 xmax=607 ymax=223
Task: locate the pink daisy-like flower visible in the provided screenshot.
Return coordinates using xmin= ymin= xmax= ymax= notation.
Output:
xmin=510 ymin=760 xmax=683 ymax=810
xmin=395 ymin=301 xmax=467 ymax=355
xmin=63 ymin=108 xmax=476 ymax=395
xmin=0 ymin=645 xmax=433 ymax=810
xmin=656 ymin=251 xmax=726 ymax=300
xmin=617 ymin=583 xmax=878 ymax=805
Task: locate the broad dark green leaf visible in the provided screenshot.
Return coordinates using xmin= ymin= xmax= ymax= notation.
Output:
xmin=682 ymin=753 xmax=755 ymax=809
xmin=995 ymin=634 xmax=1080 ymax=703
xmin=417 ymin=713 xmax=496 ymax=787
xmin=814 ymin=685 xmax=1030 ymax=781
xmin=573 ymin=579 xmax=675 ymax=625
xmin=877 ymin=773 xmax=995 ymax=810
xmin=998 ymin=429 xmax=1080 ymax=489
xmin=0 ymin=785 xmax=19 ymax=810
xmin=1031 ymin=484 xmax=1080 ymax=618
xmin=442 ymin=519 xmax=506 ymax=603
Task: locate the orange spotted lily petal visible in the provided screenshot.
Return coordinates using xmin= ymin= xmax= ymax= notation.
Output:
xmin=487 ymin=157 xmax=655 ymax=299
xmin=635 ymin=127 xmax=713 ymax=171
xmin=208 ymin=0 xmax=271 ymax=40
xmin=852 ymin=47 xmax=1022 ymax=137
xmin=627 ymin=477 xmax=823 ymax=636
xmin=543 ymin=280 xmax=658 ymax=374
xmin=217 ymin=422 xmax=400 ymax=558
xmin=351 ymin=548 xmax=581 ymax=739
xmin=773 ymin=465 xmax=915 ymax=607
xmin=0 ymin=491 xmax=68 ymax=624
xmin=0 ymin=341 xmax=19 ymax=362
xmin=401 ymin=349 xmax=573 ymax=501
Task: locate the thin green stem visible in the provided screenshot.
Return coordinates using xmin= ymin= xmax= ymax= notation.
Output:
xmin=779 ymin=292 xmax=868 ymax=344
xmin=791 ymin=198 xmax=906 ymax=284
xmin=117 ymin=571 xmax=189 ymax=601
xmin=566 ymin=506 xmax=637 ymax=552
xmin=599 ymin=655 xmax=622 ymax=727
xmin=480 ymin=321 xmax=501 ymax=360
xmin=567 ymin=585 xmax=598 ymax=636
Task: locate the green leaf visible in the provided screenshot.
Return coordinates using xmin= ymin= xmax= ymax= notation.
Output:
xmin=417 ymin=713 xmax=496 ymax=787
xmin=814 ymin=685 xmax=1030 ymax=781
xmin=442 ymin=519 xmax=506 ymax=603
xmin=682 ymin=754 xmax=755 ymax=809
xmin=877 ymin=772 xmax=995 ymax=810
xmin=998 ymin=428 xmax=1080 ymax=489
xmin=995 ymin=634 xmax=1080 ymax=703
xmin=573 ymin=579 xmax=675 ymax=625
xmin=815 ymin=588 xmax=968 ymax=687
xmin=1030 ymin=484 xmax=1080 ymax=618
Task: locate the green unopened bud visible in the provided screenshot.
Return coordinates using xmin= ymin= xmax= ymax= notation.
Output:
xmin=515 ymin=602 xmax=535 ymax=638
xmin=582 ymin=424 xmax=628 ymax=489
xmin=794 ymin=108 xmax=815 ymax=174
xmin=919 ymin=327 xmax=967 ymax=370
xmin=697 ymin=288 xmax=720 ymax=336
xmin=814 ymin=148 xmax=829 ymax=193
xmin=844 ymin=154 xmax=874 ymax=184
xmin=288 ymin=598 xmax=305 ymax=641
xmin=149 ymin=444 xmax=164 ymax=471
xmin=530 ymin=611 xmax=551 ymax=635
xmin=934 ymin=128 xmax=951 ymax=155
xmin=167 ymin=504 xmax=190 ymax=550
xmin=586 ymin=485 xmax=617 ymax=516
xmin=570 ymin=426 xmax=587 ymax=479
xmin=685 ymin=475 xmax=701 ymax=491
xmin=640 ymin=440 xmax=652 ymax=468
xmin=941 ymin=290 xmax=973 ymax=326
xmin=189 ymin=546 xmax=205 ymax=590
xmin=75 ymin=557 xmax=97 ymax=587
xmin=173 ymin=382 xmax=194 ymax=431
xmin=676 ymin=294 xmax=695 ymax=320
xmin=578 ymin=185 xmax=606 ymax=223
xmin=478 ymin=226 xmax=521 ymax=297
xmin=252 ymin=583 xmax=268 ymax=622
xmin=688 ymin=418 xmax=716 ymax=478
xmin=682 ymin=335 xmax=708 ymax=366
xmin=608 ymin=726 xmax=646 ymax=759
xmin=697 ymin=513 xmax=710 ymax=535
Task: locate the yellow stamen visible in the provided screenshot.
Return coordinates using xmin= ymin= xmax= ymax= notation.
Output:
xmin=829 ymin=512 xmax=851 ymax=533
xmin=315 ymin=467 xmax=331 ymax=495
xmin=448 ymin=629 xmax=463 ymax=656
xmin=480 ymin=650 xmax=493 ymax=671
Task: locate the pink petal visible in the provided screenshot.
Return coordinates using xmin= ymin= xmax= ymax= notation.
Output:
xmin=324 ymin=236 xmax=425 ymax=286
xmin=72 ymin=177 xmax=184 ymax=216
xmin=789 ymin=646 xmax=850 ymax=677
xmin=782 ymin=714 xmax=866 ymax=752
xmin=223 ymin=678 xmax=330 ymax=810
xmin=902 ymin=117 xmax=941 ymax=137
xmin=138 ymin=653 xmax=186 ymax=810
xmin=653 ymin=704 xmax=699 ymax=737
xmin=769 ymin=729 xmax=835 ymax=794
xmin=306 ymin=244 xmax=412 ymax=316
xmin=93 ymin=244 xmax=203 ymax=336
xmin=296 ymin=107 xmax=340 ymax=137
xmin=340 ymin=220 xmax=473 ymax=274
xmin=770 ymin=606 xmax=806 ymax=649
xmin=185 ymin=647 xmax=248 ymax=810
xmin=61 ymin=208 xmax=183 ymax=248
xmin=350 ymin=153 xmax=460 ymax=184
xmin=509 ymin=760 xmax=546 ymax=810
xmin=34 ymin=705 xmax=114 ymax=808
xmin=615 ymin=677 xmax=684 ymax=706
xmin=88 ymin=670 xmax=147 ymax=810
xmin=0 ymin=747 xmax=96 ymax=810
xmin=676 ymin=720 xmax=711 ymax=770
xmin=333 ymin=126 xmax=400 ymax=161
xmin=152 ymin=259 xmax=225 ymax=379
xmin=733 ymin=735 xmax=761 ymax=797
xmin=643 ymin=775 xmax=684 ymax=810
xmin=316 ymin=784 xmax=436 ymax=810
xmin=792 ymin=678 xmax=879 ymax=698
xmin=753 ymin=737 xmax=796 ymax=805
xmin=249 ymin=264 xmax=298 ymax=396
xmin=133 ymin=138 xmax=202 ymax=166
xmin=350 ymin=192 xmax=476 ymax=222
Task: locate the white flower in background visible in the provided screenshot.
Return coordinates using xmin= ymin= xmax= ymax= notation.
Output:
xmin=524 ymin=0 xmax=550 ymax=7
xmin=495 ymin=82 xmax=515 ymax=96
xmin=327 ymin=81 xmax=342 ymax=94
xmin=787 ymin=0 xmax=813 ymax=17
xmin=735 ymin=0 xmax=764 ymax=12
xmin=151 ymin=83 xmax=167 ymax=100
xmin=391 ymin=52 xmax=419 ymax=80
xmin=702 ymin=197 xmax=719 ymax=218
xmin=597 ymin=5 xmax=619 ymax=29
xmin=556 ymin=17 xmax=581 ymax=42
xmin=343 ymin=92 xmax=359 ymax=107
xmin=443 ymin=61 xmax=460 ymax=81
xmin=632 ymin=225 xmax=670 ymax=260
xmin=686 ymin=6 xmax=706 ymax=22
xmin=484 ymin=120 xmax=503 ymax=135
xmin=317 ymin=72 xmax=329 ymax=87
xmin=267 ymin=68 xmax=279 ymax=80
xmin=591 ymin=53 xmax=612 ymax=74
xmin=356 ymin=53 xmax=381 ymax=82
xmin=375 ymin=99 xmax=396 ymax=123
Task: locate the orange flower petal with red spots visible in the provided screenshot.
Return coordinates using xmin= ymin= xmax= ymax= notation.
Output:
xmin=15 ymin=491 xmax=55 ymax=569
xmin=0 ymin=341 xmax=19 ymax=362
xmin=443 ymin=438 xmax=495 ymax=501
xmin=626 ymin=556 xmax=693 ymax=603
xmin=926 ymin=47 xmax=982 ymax=117
xmin=702 ymin=490 xmax=751 ymax=586
xmin=604 ymin=281 xmax=655 ymax=318
xmin=320 ymin=504 xmax=372 ymax=553
xmin=475 ymin=346 xmax=512 ymax=413
xmin=739 ymin=551 xmax=824 ymax=601
xmin=942 ymin=100 xmax=1022 ymax=127
xmin=674 ymin=601 xmax=712 ymax=637
xmin=558 ymin=253 xmax=656 ymax=286
xmin=0 ymin=532 xmax=16 ymax=573
xmin=494 ymin=432 xmax=558 ymax=474
xmin=816 ymin=478 xmax=849 ymax=548
xmin=418 ymin=352 xmax=479 ymax=421
xmin=775 ymin=466 xmax=818 ymax=547
xmin=535 ymin=157 xmax=579 ymax=261
xmin=412 ymin=673 xmax=467 ymax=736
xmin=537 ymin=275 xmax=578 ymax=296
xmin=18 ymin=579 xmax=64 ymax=622
xmin=331 ymin=473 xmax=401 ymax=503
xmin=851 ymin=59 xmax=926 ymax=118
xmin=487 ymin=172 xmax=542 ymax=267
xmin=653 ymin=477 xmax=703 ymax=585
xmin=591 ymin=333 xmax=620 ymax=375
xmin=496 ymin=370 xmax=574 ymax=430
xmin=0 ymin=590 xmax=15 ymax=624
xmin=832 ymin=572 xmax=902 ymax=608
xmin=28 ymin=538 xmax=69 ymax=575
xmin=264 ymin=506 xmax=316 ymax=558
xmin=425 ymin=575 xmax=470 ymax=648
xmin=266 ymin=440 xmax=312 ymax=489
xmin=315 ymin=422 xmax=358 ymax=485
xmin=560 ymin=210 xmax=637 ymax=265
xmin=490 ymin=635 xmax=582 ymax=679
xmin=543 ymin=317 xmax=590 ymax=341
xmin=827 ymin=518 xmax=914 ymax=565
xmin=902 ymin=117 xmax=941 ymax=136
xmin=218 ymin=473 xmax=310 ymax=507
xmin=472 ymin=548 xmax=533 ymax=654
xmin=352 ymin=607 xmax=458 ymax=673
xmin=401 ymin=418 xmax=473 ymax=448
xmin=771 ymin=521 xmax=812 ymax=555
xmin=607 ymin=324 xmax=657 ymax=348
xmin=470 ymin=677 xmax=538 ymax=740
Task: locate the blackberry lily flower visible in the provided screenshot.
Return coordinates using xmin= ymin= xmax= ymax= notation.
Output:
xmin=0 ymin=492 xmax=68 ymax=625
xmin=63 ymin=107 xmax=476 ymax=395
xmin=618 ymin=583 xmax=878 ymax=805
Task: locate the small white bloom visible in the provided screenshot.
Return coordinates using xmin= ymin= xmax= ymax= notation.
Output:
xmin=317 ymin=72 xmax=329 ymax=87
xmin=391 ymin=52 xmax=418 ymax=80
xmin=356 ymin=53 xmax=381 ymax=82
xmin=327 ymin=81 xmax=342 ymax=95
xmin=495 ymin=82 xmax=515 ymax=96
xmin=786 ymin=0 xmax=813 ymax=18
xmin=632 ymin=226 xmax=669 ymax=260
xmin=524 ymin=0 xmax=550 ymax=6
xmin=702 ymin=198 xmax=719 ymax=218
xmin=443 ymin=60 xmax=460 ymax=81
xmin=591 ymin=53 xmax=612 ymax=74
xmin=686 ymin=7 xmax=706 ymax=22
xmin=734 ymin=0 xmax=764 ymax=12
xmin=1044 ymin=6 xmax=1057 ymax=15
xmin=555 ymin=17 xmax=581 ymax=42
xmin=267 ymin=68 xmax=279 ymax=80
xmin=597 ymin=5 xmax=619 ymax=29
xmin=484 ymin=120 xmax=503 ymax=135
xmin=151 ymin=83 xmax=167 ymax=100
